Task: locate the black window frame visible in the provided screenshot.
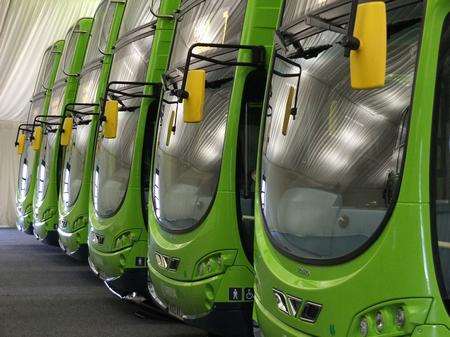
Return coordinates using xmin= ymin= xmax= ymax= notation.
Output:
xmin=430 ymin=13 xmax=450 ymax=315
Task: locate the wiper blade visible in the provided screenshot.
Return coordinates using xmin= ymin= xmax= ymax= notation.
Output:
xmin=287 ymin=43 xmax=333 ymax=60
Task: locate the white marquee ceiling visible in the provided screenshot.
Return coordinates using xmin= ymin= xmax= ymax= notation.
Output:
xmin=0 ymin=0 xmax=101 ymax=123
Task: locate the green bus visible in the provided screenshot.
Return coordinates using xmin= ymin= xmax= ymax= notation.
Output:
xmin=87 ymin=0 xmax=180 ymax=299
xmin=32 ymin=18 xmax=93 ymax=245
xmin=15 ymin=40 xmax=64 ymax=234
xmin=147 ymin=0 xmax=282 ymax=335
xmin=253 ymin=0 xmax=450 ymax=336
xmin=57 ymin=0 xmax=126 ymax=260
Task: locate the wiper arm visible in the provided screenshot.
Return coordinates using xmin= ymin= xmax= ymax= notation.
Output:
xmin=287 ymin=43 xmax=333 ymax=60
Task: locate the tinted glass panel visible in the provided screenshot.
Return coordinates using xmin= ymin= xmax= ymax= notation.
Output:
xmin=57 ymin=24 xmax=79 ymax=81
xmin=261 ymin=1 xmax=422 ymax=261
xmin=34 ymin=47 xmax=56 ymax=95
xmin=85 ymin=0 xmax=116 ymax=63
xmin=119 ymin=0 xmax=159 ymax=36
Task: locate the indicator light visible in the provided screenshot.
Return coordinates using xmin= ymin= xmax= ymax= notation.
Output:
xmin=359 ymin=317 xmax=369 ymax=337
xmin=375 ymin=311 xmax=384 ymax=332
xmin=395 ymin=308 xmax=406 ymax=327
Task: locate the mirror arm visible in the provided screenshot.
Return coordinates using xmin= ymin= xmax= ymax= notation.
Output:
xmin=175 ymin=43 xmax=266 ymax=102
xmin=304 ymin=0 xmax=361 ymax=57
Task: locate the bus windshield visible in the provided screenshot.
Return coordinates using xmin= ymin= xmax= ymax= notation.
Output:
xmin=93 ymin=34 xmax=154 ymax=218
xmin=152 ymin=0 xmax=247 ymax=232
xmin=36 ymin=84 xmax=66 ymax=204
xmin=261 ymin=0 xmax=423 ymax=262
xmin=17 ymin=98 xmax=46 ymax=201
xmin=61 ymin=68 xmax=101 ymax=210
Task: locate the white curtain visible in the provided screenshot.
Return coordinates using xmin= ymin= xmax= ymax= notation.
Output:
xmin=0 ymin=0 xmax=101 ymax=226
xmin=0 ymin=120 xmax=19 ymax=227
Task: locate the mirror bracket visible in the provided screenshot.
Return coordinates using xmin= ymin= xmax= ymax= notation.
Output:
xmin=169 ymin=43 xmax=266 ymax=103
xmin=14 ymin=123 xmax=34 ymax=146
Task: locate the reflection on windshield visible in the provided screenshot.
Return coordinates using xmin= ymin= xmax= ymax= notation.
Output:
xmin=153 ymin=0 xmax=247 ymax=232
xmin=261 ymin=1 xmax=423 ymax=261
xmin=85 ymin=1 xmax=113 ymax=64
xmin=93 ymin=35 xmax=153 ymax=217
xmin=119 ymin=0 xmax=159 ymax=36
xmin=61 ymin=69 xmax=101 ymax=209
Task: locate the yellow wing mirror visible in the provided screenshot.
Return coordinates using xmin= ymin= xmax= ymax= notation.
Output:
xmin=350 ymin=1 xmax=387 ymax=89
xmin=17 ymin=133 xmax=26 ymax=155
xmin=31 ymin=126 xmax=43 ymax=151
xmin=60 ymin=117 xmax=73 ymax=146
xmin=282 ymin=86 xmax=296 ymax=136
xmin=103 ymin=100 xmax=118 ymax=139
xmin=183 ymin=69 xmax=206 ymax=123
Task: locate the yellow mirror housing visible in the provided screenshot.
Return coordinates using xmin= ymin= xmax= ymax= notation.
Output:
xmin=350 ymin=1 xmax=387 ymax=89
xmin=17 ymin=133 xmax=26 ymax=155
xmin=282 ymin=86 xmax=295 ymax=136
xmin=183 ymin=69 xmax=206 ymax=123
xmin=31 ymin=126 xmax=43 ymax=151
xmin=104 ymin=100 xmax=118 ymax=139
xmin=60 ymin=117 xmax=73 ymax=146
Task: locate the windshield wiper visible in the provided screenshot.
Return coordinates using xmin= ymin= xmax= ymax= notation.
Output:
xmin=286 ymin=39 xmax=333 ymax=60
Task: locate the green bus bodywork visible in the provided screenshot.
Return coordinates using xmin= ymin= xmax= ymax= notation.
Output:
xmin=16 ymin=40 xmax=64 ymax=234
xmin=57 ymin=0 xmax=126 ymax=261
xmin=87 ymin=0 xmax=180 ymax=298
xmin=33 ymin=18 xmax=94 ymax=245
xmin=147 ymin=0 xmax=283 ymax=335
xmin=253 ymin=0 xmax=450 ymax=336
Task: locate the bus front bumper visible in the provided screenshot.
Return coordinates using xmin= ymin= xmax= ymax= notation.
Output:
xmin=148 ymin=265 xmax=253 ymax=337
xmin=16 ymin=211 xmax=33 ymax=234
xmin=58 ymin=227 xmax=88 ymax=261
xmin=254 ymin=296 xmax=313 ymax=337
xmin=88 ymin=243 xmax=148 ymax=298
xmin=33 ymin=218 xmax=58 ymax=245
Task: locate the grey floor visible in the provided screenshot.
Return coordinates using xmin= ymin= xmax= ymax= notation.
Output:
xmin=0 ymin=228 xmax=206 ymax=337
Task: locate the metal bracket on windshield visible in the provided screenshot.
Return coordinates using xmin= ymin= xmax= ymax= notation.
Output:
xmin=276 ymin=0 xmax=361 ymax=59
xmin=14 ymin=124 xmax=34 ymax=146
xmin=99 ymin=80 xmax=162 ymax=121
xmin=165 ymin=43 xmax=266 ymax=103
xmin=31 ymin=115 xmax=65 ymax=137
xmin=64 ymin=103 xmax=100 ymax=126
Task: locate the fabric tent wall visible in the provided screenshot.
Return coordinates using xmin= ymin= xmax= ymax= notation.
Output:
xmin=0 ymin=0 xmax=101 ymax=227
xmin=0 ymin=120 xmax=19 ymax=227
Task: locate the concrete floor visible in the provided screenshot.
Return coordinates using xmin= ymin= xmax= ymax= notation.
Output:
xmin=0 ymin=228 xmax=206 ymax=337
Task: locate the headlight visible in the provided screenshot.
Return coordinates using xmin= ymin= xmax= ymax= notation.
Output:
xmin=193 ymin=250 xmax=236 ymax=280
xmin=395 ymin=308 xmax=406 ymax=327
xmin=114 ymin=230 xmax=140 ymax=249
xmin=359 ymin=317 xmax=369 ymax=337
xmin=375 ymin=311 xmax=384 ymax=332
